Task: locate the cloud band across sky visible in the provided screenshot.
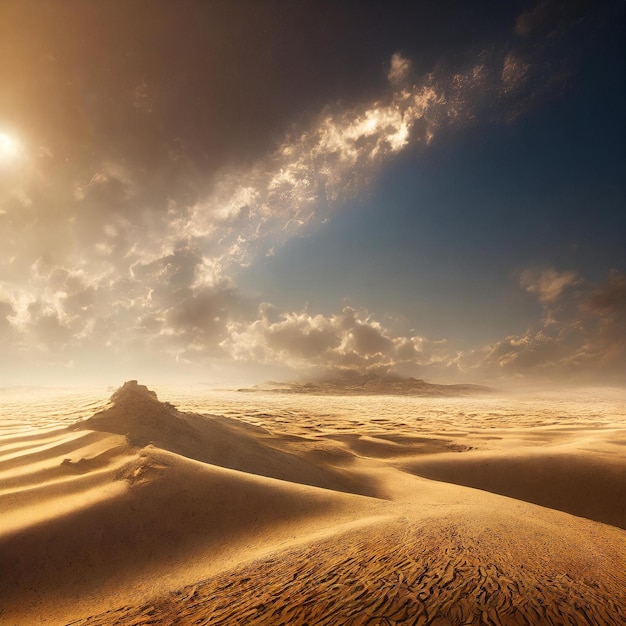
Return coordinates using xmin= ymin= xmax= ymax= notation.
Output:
xmin=0 ymin=0 xmax=623 ymax=386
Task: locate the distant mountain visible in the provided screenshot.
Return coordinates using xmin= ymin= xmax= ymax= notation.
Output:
xmin=241 ymin=373 xmax=493 ymax=396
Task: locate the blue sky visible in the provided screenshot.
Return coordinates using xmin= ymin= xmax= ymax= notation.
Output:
xmin=240 ymin=30 xmax=626 ymax=347
xmin=239 ymin=9 xmax=625 ymax=372
xmin=0 ymin=0 xmax=624 ymax=387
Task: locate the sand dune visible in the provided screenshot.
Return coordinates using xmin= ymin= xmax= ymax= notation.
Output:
xmin=78 ymin=381 xmax=378 ymax=497
xmin=1 ymin=381 xmax=625 ymax=624
xmin=71 ymin=510 xmax=626 ymax=626
xmin=402 ymin=449 xmax=626 ymax=529
xmin=2 ymin=445 xmax=386 ymax=624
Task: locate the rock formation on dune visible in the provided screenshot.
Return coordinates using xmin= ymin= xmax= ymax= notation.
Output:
xmin=109 ymin=380 xmax=159 ymax=404
xmin=80 ymin=380 xmax=192 ymax=447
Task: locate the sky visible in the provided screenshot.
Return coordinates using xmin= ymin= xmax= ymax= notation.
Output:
xmin=0 ymin=0 xmax=624 ymax=388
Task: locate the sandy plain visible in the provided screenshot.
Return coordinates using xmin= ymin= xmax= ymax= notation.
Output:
xmin=0 ymin=381 xmax=625 ymax=625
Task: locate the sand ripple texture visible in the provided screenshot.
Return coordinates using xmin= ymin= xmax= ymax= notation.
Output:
xmin=0 ymin=387 xmax=107 ymax=432
xmin=71 ymin=516 xmax=626 ymax=626
xmin=156 ymin=386 xmax=626 ymax=433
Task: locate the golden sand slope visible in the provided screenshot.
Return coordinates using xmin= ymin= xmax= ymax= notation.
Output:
xmin=70 ymin=510 xmax=626 ymax=626
xmin=0 ymin=384 xmax=385 ymax=624
xmin=402 ymin=448 xmax=626 ymax=529
xmin=1 ymin=382 xmax=625 ymax=625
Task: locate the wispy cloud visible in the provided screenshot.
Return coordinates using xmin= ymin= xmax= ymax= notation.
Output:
xmin=519 ymin=268 xmax=582 ymax=303
xmin=161 ymin=44 xmax=542 ymax=279
xmin=387 ymin=53 xmax=412 ymax=86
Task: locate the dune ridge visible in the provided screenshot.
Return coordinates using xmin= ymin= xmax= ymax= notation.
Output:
xmin=1 ymin=381 xmax=625 ymax=624
xmin=78 ymin=381 xmax=377 ymax=497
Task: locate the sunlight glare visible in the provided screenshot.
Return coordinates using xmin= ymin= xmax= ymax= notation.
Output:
xmin=0 ymin=131 xmax=22 ymax=162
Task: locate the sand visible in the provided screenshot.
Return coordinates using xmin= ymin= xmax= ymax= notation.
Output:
xmin=1 ymin=381 xmax=625 ymax=625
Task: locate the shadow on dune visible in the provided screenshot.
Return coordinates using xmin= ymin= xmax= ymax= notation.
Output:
xmin=402 ymin=452 xmax=626 ymax=529
xmin=0 ymin=447 xmax=371 ymax=619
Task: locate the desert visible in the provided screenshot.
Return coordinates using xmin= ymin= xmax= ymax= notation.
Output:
xmin=1 ymin=381 xmax=625 ymax=625
xmin=2 ymin=1 xmax=625 ymax=624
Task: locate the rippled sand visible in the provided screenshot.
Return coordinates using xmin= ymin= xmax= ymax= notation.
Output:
xmin=1 ymin=384 xmax=625 ymax=624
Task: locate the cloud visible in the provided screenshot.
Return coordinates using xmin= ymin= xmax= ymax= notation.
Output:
xmin=580 ymin=270 xmax=626 ymax=371
xmin=0 ymin=47 xmax=500 ymax=367
xmin=26 ymin=305 xmax=73 ymax=350
xmin=0 ymin=298 xmax=15 ymax=337
xmin=2 ymin=25 xmax=574 ymax=285
xmin=501 ymin=52 xmax=530 ymax=94
xmin=519 ymin=268 xmax=582 ymax=303
xmin=222 ymin=305 xmax=455 ymax=380
xmin=583 ymin=270 xmax=626 ymax=318
xmin=467 ymin=270 xmax=626 ymax=384
xmin=387 ymin=53 xmax=412 ymax=85
xmin=515 ymin=0 xmax=590 ymax=38
xmin=166 ymin=68 xmax=450 ymax=278
xmin=161 ymin=42 xmax=564 ymax=281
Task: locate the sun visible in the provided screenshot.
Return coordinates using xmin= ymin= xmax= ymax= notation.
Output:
xmin=0 ymin=132 xmax=22 ymax=161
